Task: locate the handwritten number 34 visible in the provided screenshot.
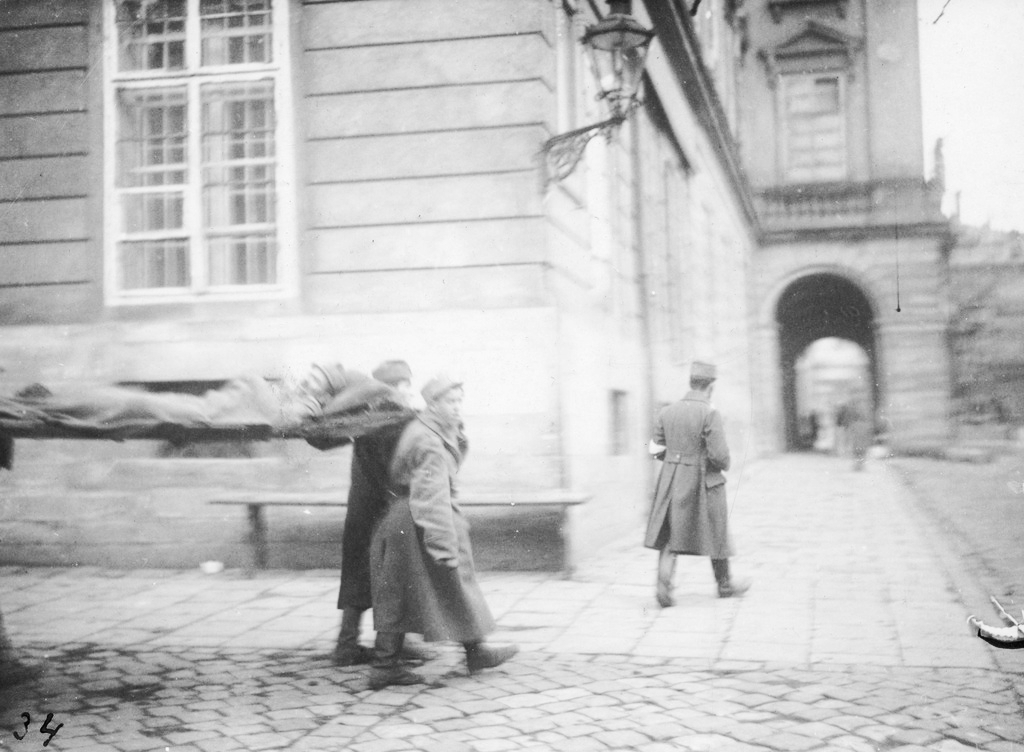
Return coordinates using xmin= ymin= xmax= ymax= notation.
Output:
xmin=13 ymin=713 xmax=63 ymax=747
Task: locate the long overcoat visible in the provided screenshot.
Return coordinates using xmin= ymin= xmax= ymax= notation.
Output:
xmin=643 ymin=391 xmax=734 ymax=557
xmin=336 ymin=418 xmax=413 ymax=610
xmin=370 ymin=412 xmax=495 ymax=643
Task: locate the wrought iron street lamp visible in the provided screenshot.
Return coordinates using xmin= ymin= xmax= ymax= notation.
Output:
xmin=542 ymin=0 xmax=655 ymax=183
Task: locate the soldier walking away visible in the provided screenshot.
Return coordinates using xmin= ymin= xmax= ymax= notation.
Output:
xmin=368 ymin=375 xmax=517 ymax=690
xmin=645 ymin=361 xmax=750 ymax=606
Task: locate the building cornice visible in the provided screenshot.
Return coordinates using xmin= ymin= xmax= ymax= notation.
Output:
xmin=760 ymin=221 xmax=953 ymax=246
xmin=643 ymin=0 xmax=760 ymax=232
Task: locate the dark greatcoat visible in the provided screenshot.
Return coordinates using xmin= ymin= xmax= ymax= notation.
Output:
xmin=370 ymin=412 xmax=495 ymax=643
xmin=644 ymin=391 xmax=734 ymax=558
xmin=336 ymin=418 xmax=413 ymax=610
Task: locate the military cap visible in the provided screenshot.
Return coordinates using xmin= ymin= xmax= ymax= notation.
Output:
xmin=421 ymin=373 xmax=463 ymax=403
xmin=371 ymin=360 xmax=413 ymax=386
xmin=691 ymin=361 xmax=718 ymax=381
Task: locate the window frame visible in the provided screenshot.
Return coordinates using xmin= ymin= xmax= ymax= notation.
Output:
xmin=779 ymin=71 xmax=848 ymax=183
xmin=102 ymin=0 xmax=297 ymax=305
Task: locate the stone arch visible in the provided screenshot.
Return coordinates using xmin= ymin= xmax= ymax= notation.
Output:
xmin=774 ymin=272 xmax=879 ymax=449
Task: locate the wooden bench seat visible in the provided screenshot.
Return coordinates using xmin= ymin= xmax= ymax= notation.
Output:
xmin=209 ymin=490 xmax=589 ymax=577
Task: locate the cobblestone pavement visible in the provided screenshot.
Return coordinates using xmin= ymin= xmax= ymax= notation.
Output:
xmin=2 ymin=454 xmax=1023 ymax=751
xmin=891 ymin=454 xmax=1024 ymax=608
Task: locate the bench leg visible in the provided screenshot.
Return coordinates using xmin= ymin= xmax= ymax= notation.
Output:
xmin=247 ymin=504 xmax=269 ymax=570
xmin=559 ymin=507 xmax=575 ymax=580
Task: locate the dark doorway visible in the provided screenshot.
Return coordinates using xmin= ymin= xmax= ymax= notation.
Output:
xmin=776 ymin=274 xmax=877 ymax=450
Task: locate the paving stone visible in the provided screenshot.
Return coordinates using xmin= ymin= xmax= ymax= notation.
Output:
xmin=751 ymin=731 xmax=824 ymax=751
xmin=823 ymin=735 xmax=879 ymax=752
xmin=890 ymin=728 xmax=943 ymax=745
xmin=732 ymin=711 xmax=777 ymax=723
xmin=719 ymin=722 xmax=773 ymax=743
xmin=349 ymin=739 xmax=418 ymax=752
xmin=467 ymin=725 xmax=521 ymax=741
xmin=789 ymin=721 xmax=845 ymax=740
xmin=943 ymin=726 xmax=1001 ymax=746
xmin=634 ymin=743 xmax=687 ymax=752
xmin=434 ymin=718 xmax=486 ymax=732
xmin=194 ymin=738 xmax=245 ymax=752
xmin=591 ymin=729 xmax=651 ymax=747
xmin=931 ymin=740 xmax=988 ymax=752
xmin=670 ymin=733 xmax=768 ymax=752
xmin=402 ymin=737 xmax=474 ymax=752
xmin=164 ymin=730 xmax=222 ymax=744
xmin=468 ymin=740 xmax=520 ymax=752
xmin=560 ymin=724 xmax=604 ymax=739
xmin=989 ymin=720 xmax=1024 ymax=742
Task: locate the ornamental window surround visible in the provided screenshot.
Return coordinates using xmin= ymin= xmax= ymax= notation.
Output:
xmin=780 ymin=72 xmax=847 ymax=183
xmin=757 ymin=20 xmax=861 ymax=184
xmin=103 ymin=0 xmax=295 ymax=303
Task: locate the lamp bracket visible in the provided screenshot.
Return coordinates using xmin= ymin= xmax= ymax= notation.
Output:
xmin=541 ymin=113 xmax=627 ymax=184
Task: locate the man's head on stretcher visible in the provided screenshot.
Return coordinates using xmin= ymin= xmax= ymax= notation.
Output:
xmin=294 ymin=362 xmax=347 ymax=411
xmin=291 ymin=360 xmax=422 ymax=416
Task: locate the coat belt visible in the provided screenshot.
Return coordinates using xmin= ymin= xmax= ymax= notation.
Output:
xmin=664 ymin=452 xmax=701 ymax=465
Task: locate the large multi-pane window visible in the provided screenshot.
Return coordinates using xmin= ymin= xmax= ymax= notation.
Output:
xmin=781 ymin=73 xmax=847 ymax=183
xmin=105 ymin=0 xmax=291 ymax=299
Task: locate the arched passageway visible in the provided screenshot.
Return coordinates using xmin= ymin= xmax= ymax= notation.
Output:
xmin=776 ymin=274 xmax=877 ymax=450
xmin=794 ymin=338 xmax=871 ymax=451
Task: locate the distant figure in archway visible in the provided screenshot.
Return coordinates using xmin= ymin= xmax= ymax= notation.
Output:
xmin=837 ymin=392 xmax=873 ymax=471
xmin=847 ymin=396 xmax=873 ymax=471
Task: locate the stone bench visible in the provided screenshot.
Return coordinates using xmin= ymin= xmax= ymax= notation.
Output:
xmin=209 ymin=490 xmax=589 ymax=577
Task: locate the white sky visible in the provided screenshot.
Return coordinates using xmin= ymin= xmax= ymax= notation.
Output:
xmin=918 ymin=0 xmax=1024 ymax=231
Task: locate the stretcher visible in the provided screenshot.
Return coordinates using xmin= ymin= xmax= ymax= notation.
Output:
xmin=0 ymin=373 xmax=415 ymax=456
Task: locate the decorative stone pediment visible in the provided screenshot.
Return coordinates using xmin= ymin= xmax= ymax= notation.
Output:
xmin=757 ymin=20 xmax=862 ymax=84
xmin=767 ymin=0 xmax=848 ymax=23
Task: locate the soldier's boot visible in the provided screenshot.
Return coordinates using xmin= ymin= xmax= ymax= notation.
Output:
xmin=712 ymin=558 xmax=751 ymax=598
xmin=332 ymin=607 xmax=373 ymax=666
xmin=656 ymin=548 xmax=677 ymax=608
xmin=368 ymin=632 xmax=425 ymax=690
xmin=464 ymin=642 xmax=519 ymax=674
xmin=399 ymin=635 xmax=437 ymax=665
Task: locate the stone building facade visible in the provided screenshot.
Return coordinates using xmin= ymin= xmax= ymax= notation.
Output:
xmin=947 ymin=226 xmax=1024 ymax=428
xmin=735 ymin=0 xmax=952 ymax=451
xmin=0 ymin=1 xmax=757 ymax=570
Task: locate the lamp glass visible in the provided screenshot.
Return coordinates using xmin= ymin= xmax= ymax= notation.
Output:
xmin=582 ymin=12 xmax=654 ymax=118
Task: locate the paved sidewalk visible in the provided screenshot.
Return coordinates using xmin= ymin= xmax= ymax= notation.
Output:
xmin=1 ymin=454 xmax=1023 ymax=751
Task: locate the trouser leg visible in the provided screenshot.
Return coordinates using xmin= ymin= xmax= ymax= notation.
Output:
xmin=372 ymin=631 xmax=406 ymax=670
xmin=368 ymin=632 xmax=426 ymax=689
xmin=711 ymin=558 xmax=728 ymax=589
xmin=656 ymin=548 xmax=676 ymax=607
xmin=338 ymin=607 xmax=363 ymax=648
xmin=712 ymin=558 xmax=750 ymax=598
xmin=332 ymin=607 xmax=373 ymax=665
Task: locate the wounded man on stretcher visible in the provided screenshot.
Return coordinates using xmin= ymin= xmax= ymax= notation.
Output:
xmin=0 ymin=362 xmax=414 ymax=452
